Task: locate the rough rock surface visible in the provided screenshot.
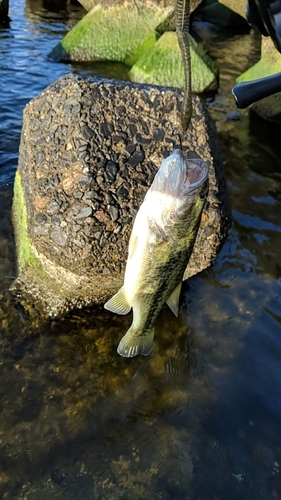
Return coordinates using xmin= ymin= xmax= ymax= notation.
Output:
xmin=12 ymin=74 xmax=231 ymax=318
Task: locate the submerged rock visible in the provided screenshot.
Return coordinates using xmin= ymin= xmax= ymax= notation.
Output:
xmin=129 ymin=31 xmax=218 ymax=93
xmin=12 ymin=74 xmax=231 ymax=318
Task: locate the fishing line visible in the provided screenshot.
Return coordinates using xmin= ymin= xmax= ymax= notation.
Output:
xmin=175 ymin=0 xmax=192 ymax=134
xmin=172 ymin=127 xmax=183 ymax=151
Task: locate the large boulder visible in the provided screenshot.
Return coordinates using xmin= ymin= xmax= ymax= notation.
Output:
xmin=12 ymin=74 xmax=231 ymax=318
xmin=49 ymin=0 xmax=174 ymax=65
xmin=129 ymin=31 xmax=218 ymax=93
xmin=77 ymin=0 xmax=204 ymax=11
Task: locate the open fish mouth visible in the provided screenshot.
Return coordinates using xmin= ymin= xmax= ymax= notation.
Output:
xmin=150 ymin=149 xmax=208 ymax=199
xmin=160 ymin=149 xmax=209 ymax=197
xmin=185 ymin=156 xmax=209 ymax=192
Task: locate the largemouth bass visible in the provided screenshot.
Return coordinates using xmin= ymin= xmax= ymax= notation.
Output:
xmin=104 ymin=149 xmax=209 ymax=357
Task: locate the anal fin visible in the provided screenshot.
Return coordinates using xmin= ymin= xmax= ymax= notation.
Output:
xmin=104 ymin=286 xmax=131 ymax=315
xmin=166 ymin=282 xmax=182 ymax=317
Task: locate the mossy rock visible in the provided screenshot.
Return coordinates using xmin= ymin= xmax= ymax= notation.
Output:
xmin=77 ymin=0 xmax=204 ymax=13
xmin=237 ymin=37 xmax=281 ymax=82
xmin=12 ymin=170 xmax=86 ymax=316
xmin=129 ymin=31 xmax=218 ymax=93
xmin=48 ymin=0 xmax=174 ymax=65
xmin=236 ymin=37 xmax=281 ymax=123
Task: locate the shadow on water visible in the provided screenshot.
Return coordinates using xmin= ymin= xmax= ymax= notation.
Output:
xmin=1 ymin=0 xmax=281 ymax=499
xmin=0 ymin=288 xmax=203 ymax=499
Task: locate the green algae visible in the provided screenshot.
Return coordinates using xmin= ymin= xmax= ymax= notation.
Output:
xmin=12 ymin=171 xmax=42 ymax=273
xmin=12 ymin=171 xmax=72 ymax=313
xmin=237 ymin=48 xmax=281 ymax=82
xmin=124 ymin=31 xmax=156 ymax=68
xmin=49 ymin=3 xmax=172 ymax=64
xmin=129 ymin=31 xmax=218 ymax=93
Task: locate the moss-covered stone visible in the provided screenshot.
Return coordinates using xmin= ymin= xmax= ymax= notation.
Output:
xmin=129 ymin=31 xmax=218 ymax=93
xmin=12 ymin=171 xmax=85 ymax=317
xmin=237 ymin=37 xmax=281 ymax=82
xmin=236 ymin=37 xmax=281 ymax=122
xmin=77 ymin=0 xmax=203 ymax=13
xmin=48 ymin=0 xmax=173 ymax=64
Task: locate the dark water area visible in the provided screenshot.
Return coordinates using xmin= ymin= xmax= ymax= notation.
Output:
xmin=1 ymin=1 xmax=281 ymax=499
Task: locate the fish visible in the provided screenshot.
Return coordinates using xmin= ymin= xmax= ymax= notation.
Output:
xmin=104 ymin=149 xmax=209 ymax=357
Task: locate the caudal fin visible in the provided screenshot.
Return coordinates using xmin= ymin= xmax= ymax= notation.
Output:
xmin=117 ymin=327 xmax=155 ymax=358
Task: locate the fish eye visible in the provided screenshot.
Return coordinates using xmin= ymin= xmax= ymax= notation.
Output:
xmin=199 ymin=191 xmax=207 ymax=201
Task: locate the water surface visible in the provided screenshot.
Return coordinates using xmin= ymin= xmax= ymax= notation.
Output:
xmin=1 ymin=2 xmax=281 ymax=499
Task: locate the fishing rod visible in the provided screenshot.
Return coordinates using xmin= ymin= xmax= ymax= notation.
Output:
xmin=232 ymin=0 xmax=281 ymax=108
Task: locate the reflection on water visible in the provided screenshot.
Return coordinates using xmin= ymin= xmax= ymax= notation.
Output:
xmin=1 ymin=0 xmax=281 ymax=499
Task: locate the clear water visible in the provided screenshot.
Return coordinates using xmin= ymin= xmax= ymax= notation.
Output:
xmin=1 ymin=2 xmax=281 ymax=499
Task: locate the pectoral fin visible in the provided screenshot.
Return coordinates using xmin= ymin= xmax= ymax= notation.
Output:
xmin=104 ymin=286 xmax=131 ymax=315
xmin=128 ymin=234 xmax=138 ymax=260
xmin=166 ymin=282 xmax=182 ymax=317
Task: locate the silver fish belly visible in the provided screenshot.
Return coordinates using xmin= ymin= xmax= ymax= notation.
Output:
xmin=104 ymin=149 xmax=209 ymax=357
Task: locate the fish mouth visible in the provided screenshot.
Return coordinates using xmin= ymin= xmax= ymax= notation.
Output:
xmin=185 ymin=156 xmax=209 ymax=192
xmin=149 ymin=149 xmax=209 ymax=199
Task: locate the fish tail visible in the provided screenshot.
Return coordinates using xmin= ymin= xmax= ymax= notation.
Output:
xmin=117 ymin=327 xmax=155 ymax=358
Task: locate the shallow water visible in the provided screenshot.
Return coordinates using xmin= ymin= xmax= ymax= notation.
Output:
xmin=1 ymin=1 xmax=281 ymax=499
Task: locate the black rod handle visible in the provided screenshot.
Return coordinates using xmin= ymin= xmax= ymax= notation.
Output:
xmin=232 ymin=72 xmax=281 ymax=108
